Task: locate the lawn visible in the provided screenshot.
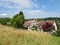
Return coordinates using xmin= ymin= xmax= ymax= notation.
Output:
xmin=0 ymin=25 xmax=60 ymax=45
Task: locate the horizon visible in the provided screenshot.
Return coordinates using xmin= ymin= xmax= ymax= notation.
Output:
xmin=0 ymin=0 xmax=60 ymax=19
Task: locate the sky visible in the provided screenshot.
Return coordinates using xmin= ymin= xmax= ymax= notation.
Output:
xmin=0 ymin=0 xmax=60 ymax=19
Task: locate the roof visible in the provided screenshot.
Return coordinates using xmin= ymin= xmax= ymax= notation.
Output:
xmin=24 ymin=20 xmax=55 ymax=28
xmin=23 ymin=20 xmax=37 ymax=28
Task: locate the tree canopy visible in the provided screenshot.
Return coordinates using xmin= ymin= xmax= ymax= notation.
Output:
xmin=11 ymin=11 xmax=25 ymax=28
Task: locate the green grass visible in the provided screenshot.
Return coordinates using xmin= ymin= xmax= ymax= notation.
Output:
xmin=0 ymin=25 xmax=60 ymax=45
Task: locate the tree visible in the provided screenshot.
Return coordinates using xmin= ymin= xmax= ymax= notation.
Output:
xmin=11 ymin=11 xmax=25 ymax=28
xmin=0 ymin=18 xmax=11 ymax=25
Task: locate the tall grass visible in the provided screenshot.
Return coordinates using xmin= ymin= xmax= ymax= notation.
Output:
xmin=0 ymin=25 xmax=60 ymax=45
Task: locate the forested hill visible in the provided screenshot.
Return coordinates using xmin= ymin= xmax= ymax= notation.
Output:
xmin=0 ymin=17 xmax=60 ymax=22
xmin=25 ymin=17 xmax=60 ymax=22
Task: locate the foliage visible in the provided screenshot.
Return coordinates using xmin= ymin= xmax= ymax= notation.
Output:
xmin=56 ymin=29 xmax=60 ymax=36
xmin=11 ymin=11 xmax=25 ymax=28
xmin=52 ymin=29 xmax=60 ymax=37
xmin=0 ymin=18 xmax=11 ymax=25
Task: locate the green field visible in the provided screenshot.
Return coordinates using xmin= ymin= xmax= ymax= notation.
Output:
xmin=0 ymin=25 xmax=60 ymax=45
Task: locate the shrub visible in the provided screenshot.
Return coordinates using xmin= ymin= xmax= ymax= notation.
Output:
xmin=0 ymin=18 xmax=11 ymax=25
xmin=56 ymin=29 xmax=60 ymax=36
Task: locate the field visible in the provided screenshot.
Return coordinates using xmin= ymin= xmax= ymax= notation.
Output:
xmin=0 ymin=25 xmax=60 ymax=45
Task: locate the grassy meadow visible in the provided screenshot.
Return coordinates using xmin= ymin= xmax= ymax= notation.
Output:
xmin=0 ymin=25 xmax=60 ymax=45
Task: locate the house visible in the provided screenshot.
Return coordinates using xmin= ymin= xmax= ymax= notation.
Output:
xmin=23 ymin=20 xmax=57 ymax=31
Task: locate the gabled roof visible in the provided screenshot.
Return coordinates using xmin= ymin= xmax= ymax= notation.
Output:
xmin=24 ymin=20 xmax=55 ymax=28
xmin=24 ymin=20 xmax=37 ymax=28
xmin=38 ymin=20 xmax=54 ymax=26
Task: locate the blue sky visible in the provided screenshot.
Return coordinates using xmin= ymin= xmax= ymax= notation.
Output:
xmin=0 ymin=0 xmax=60 ymax=19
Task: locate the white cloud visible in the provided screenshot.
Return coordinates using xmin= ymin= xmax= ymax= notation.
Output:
xmin=0 ymin=13 xmax=7 ymax=16
xmin=27 ymin=10 xmax=44 ymax=15
xmin=1 ymin=0 xmax=39 ymax=10
xmin=23 ymin=10 xmax=59 ymax=18
xmin=24 ymin=10 xmax=48 ymax=17
xmin=0 ymin=1 xmax=17 ymax=9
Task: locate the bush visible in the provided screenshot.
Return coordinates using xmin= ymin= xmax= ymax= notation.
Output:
xmin=0 ymin=18 xmax=11 ymax=25
xmin=56 ymin=29 xmax=60 ymax=36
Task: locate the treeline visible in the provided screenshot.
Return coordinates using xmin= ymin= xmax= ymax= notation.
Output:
xmin=0 ymin=18 xmax=11 ymax=25
xmin=25 ymin=17 xmax=60 ymax=22
xmin=0 ymin=11 xmax=25 ymax=28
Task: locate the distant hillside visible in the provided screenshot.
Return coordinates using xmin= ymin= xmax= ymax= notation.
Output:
xmin=25 ymin=17 xmax=60 ymax=21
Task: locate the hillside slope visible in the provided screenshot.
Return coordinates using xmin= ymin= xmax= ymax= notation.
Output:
xmin=0 ymin=25 xmax=60 ymax=45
